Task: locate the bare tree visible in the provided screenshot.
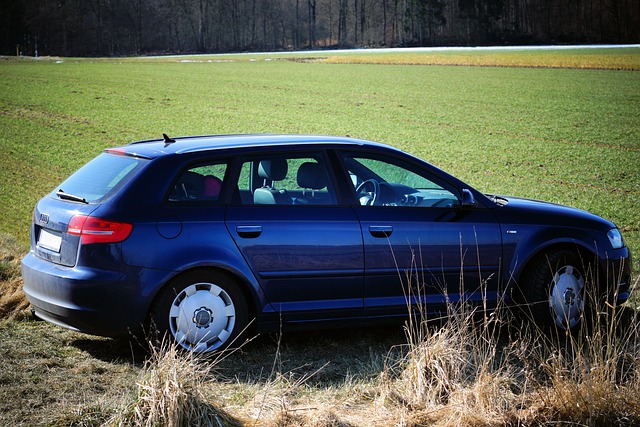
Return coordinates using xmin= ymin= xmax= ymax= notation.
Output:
xmin=4 ymin=0 xmax=639 ymax=56
xmin=308 ymin=0 xmax=317 ymax=47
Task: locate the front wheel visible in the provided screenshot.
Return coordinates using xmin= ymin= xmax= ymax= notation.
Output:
xmin=150 ymin=271 xmax=248 ymax=353
xmin=520 ymin=250 xmax=590 ymax=332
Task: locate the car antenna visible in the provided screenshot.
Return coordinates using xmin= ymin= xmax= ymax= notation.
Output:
xmin=162 ymin=133 xmax=176 ymax=144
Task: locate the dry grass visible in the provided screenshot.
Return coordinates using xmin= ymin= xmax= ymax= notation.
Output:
xmin=315 ymin=49 xmax=640 ymax=70
xmin=111 ymin=340 xmax=242 ymax=427
xmin=2 ymin=234 xmax=639 ymax=426
xmin=0 ymin=234 xmax=29 ymax=320
xmin=1 ymin=297 xmax=639 ymax=426
xmin=525 ymin=307 xmax=640 ymax=425
xmin=377 ymin=296 xmax=524 ymax=427
xmin=373 ymin=268 xmax=640 ymax=427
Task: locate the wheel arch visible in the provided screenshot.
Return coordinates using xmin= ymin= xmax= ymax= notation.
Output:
xmin=508 ymin=239 xmax=599 ymax=297
xmin=145 ymin=264 xmax=262 ymax=330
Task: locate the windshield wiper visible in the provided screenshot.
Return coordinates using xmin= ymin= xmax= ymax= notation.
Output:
xmin=56 ymin=189 xmax=88 ymax=204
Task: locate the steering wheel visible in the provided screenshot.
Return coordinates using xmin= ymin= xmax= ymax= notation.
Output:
xmin=431 ymin=198 xmax=456 ymax=208
xmin=356 ymin=179 xmax=380 ymax=206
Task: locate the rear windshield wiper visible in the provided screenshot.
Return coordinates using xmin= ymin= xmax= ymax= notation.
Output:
xmin=56 ymin=189 xmax=88 ymax=204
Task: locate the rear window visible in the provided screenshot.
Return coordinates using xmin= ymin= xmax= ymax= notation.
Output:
xmin=54 ymin=153 xmax=148 ymax=204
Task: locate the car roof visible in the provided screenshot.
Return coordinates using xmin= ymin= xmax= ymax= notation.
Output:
xmin=106 ymin=134 xmax=395 ymax=159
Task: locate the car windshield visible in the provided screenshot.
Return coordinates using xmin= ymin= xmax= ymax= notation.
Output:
xmin=54 ymin=153 xmax=148 ymax=204
xmin=354 ymin=157 xmax=444 ymax=190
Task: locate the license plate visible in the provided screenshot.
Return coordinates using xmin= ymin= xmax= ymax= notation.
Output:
xmin=38 ymin=229 xmax=62 ymax=253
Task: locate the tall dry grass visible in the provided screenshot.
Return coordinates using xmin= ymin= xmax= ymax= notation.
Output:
xmin=380 ymin=295 xmax=525 ymax=426
xmin=111 ymin=340 xmax=242 ymax=427
xmin=378 ymin=258 xmax=640 ymax=427
xmin=527 ymin=300 xmax=640 ymax=425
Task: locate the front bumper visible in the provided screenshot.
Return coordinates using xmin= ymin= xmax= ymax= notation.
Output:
xmin=599 ymin=248 xmax=633 ymax=304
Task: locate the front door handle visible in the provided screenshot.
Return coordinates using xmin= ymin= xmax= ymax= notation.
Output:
xmin=236 ymin=225 xmax=262 ymax=238
xmin=369 ymin=225 xmax=393 ymax=238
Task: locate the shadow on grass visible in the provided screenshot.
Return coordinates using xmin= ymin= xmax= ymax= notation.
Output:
xmin=68 ymin=322 xmax=408 ymax=386
xmin=70 ymin=334 xmax=149 ymax=365
xmin=68 ymin=304 xmax=639 ymax=392
xmin=233 ymin=324 xmax=406 ymax=380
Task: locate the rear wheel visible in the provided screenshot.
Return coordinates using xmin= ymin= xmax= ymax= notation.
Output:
xmin=520 ymin=249 xmax=589 ymax=332
xmin=150 ymin=271 xmax=248 ymax=353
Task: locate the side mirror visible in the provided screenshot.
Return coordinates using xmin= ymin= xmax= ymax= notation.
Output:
xmin=461 ymin=189 xmax=476 ymax=209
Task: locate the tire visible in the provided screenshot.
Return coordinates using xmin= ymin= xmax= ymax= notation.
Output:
xmin=520 ymin=249 xmax=589 ymax=332
xmin=150 ymin=270 xmax=248 ymax=353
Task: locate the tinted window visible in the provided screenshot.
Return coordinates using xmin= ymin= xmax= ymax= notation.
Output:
xmin=168 ymin=162 xmax=228 ymax=203
xmin=236 ymin=155 xmax=337 ymax=205
xmin=55 ymin=153 xmax=147 ymax=203
xmin=342 ymin=154 xmax=459 ymax=207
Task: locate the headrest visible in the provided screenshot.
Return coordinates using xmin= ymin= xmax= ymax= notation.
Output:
xmin=175 ymin=171 xmax=204 ymax=195
xmin=297 ymin=162 xmax=326 ymax=190
xmin=258 ymin=159 xmax=288 ymax=181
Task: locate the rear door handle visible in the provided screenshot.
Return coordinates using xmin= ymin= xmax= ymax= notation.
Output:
xmin=369 ymin=225 xmax=393 ymax=238
xmin=236 ymin=225 xmax=262 ymax=238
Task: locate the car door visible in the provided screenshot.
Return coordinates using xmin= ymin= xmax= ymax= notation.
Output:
xmin=338 ymin=151 xmax=502 ymax=317
xmin=225 ymin=152 xmax=364 ymax=321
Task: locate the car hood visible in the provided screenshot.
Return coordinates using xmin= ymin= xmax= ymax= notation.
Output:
xmin=491 ymin=195 xmax=615 ymax=231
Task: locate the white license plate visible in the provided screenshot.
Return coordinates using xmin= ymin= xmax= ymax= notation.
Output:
xmin=38 ymin=229 xmax=62 ymax=253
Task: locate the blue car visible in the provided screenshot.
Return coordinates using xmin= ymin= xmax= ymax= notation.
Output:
xmin=22 ymin=134 xmax=632 ymax=352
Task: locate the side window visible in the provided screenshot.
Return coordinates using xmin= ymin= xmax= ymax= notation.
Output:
xmin=168 ymin=162 xmax=227 ymax=202
xmin=236 ymin=155 xmax=337 ymax=205
xmin=343 ymin=155 xmax=460 ymax=208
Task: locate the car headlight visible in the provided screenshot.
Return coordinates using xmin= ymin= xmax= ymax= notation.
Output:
xmin=607 ymin=228 xmax=625 ymax=249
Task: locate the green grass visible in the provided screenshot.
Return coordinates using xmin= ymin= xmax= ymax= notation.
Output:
xmin=1 ymin=52 xmax=639 ymax=274
xmin=1 ymin=48 xmax=639 ymax=425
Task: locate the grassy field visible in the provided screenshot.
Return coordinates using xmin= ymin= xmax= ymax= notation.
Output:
xmin=1 ymin=49 xmax=639 ymax=256
xmin=1 ymin=48 xmax=639 ymax=425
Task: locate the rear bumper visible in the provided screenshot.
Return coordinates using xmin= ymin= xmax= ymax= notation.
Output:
xmin=21 ymin=251 xmax=158 ymax=338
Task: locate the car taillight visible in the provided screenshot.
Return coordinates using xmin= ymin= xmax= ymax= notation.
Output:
xmin=68 ymin=215 xmax=133 ymax=244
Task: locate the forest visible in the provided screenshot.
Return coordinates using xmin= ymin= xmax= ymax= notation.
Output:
xmin=2 ymin=0 xmax=639 ymax=57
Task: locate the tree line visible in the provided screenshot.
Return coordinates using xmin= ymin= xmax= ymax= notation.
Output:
xmin=2 ymin=0 xmax=638 ymax=57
